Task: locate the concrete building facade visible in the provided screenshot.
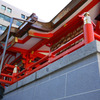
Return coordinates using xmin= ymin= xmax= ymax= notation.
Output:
xmin=0 ymin=0 xmax=30 ymax=34
xmin=2 ymin=40 xmax=100 ymax=100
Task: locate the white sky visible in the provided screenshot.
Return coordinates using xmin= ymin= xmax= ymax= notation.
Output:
xmin=3 ymin=0 xmax=71 ymax=22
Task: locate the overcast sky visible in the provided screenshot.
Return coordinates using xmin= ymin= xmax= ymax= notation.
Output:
xmin=3 ymin=0 xmax=71 ymax=22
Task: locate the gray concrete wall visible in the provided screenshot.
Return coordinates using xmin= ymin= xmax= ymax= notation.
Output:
xmin=2 ymin=40 xmax=100 ymax=100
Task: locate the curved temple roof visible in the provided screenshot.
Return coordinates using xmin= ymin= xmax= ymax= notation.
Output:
xmin=0 ymin=0 xmax=87 ymax=42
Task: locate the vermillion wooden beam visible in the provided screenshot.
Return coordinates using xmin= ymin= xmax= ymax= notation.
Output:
xmin=36 ymin=50 xmax=49 ymax=53
xmin=34 ymin=52 xmax=46 ymax=58
xmin=28 ymin=30 xmax=53 ymax=39
xmin=0 ymin=79 xmax=12 ymax=84
xmin=17 ymin=36 xmax=31 ymax=44
xmin=8 ymin=47 xmax=28 ymax=53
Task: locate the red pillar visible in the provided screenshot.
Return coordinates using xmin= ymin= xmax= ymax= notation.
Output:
xmin=83 ymin=12 xmax=95 ymax=44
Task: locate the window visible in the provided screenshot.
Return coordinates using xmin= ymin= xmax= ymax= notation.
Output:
xmin=21 ymin=14 xmax=25 ymax=19
xmin=0 ymin=13 xmax=11 ymax=22
xmin=1 ymin=5 xmax=6 ymax=10
xmin=7 ymin=8 xmax=12 ymax=13
xmin=0 ymin=25 xmax=6 ymax=31
xmin=5 ymin=15 xmax=10 ymax=22
xmin=16 ymin=21 xmax=22 ymax=26
xmin=0 ymin=13 xmax=22 ymax=26
xmin=0 ymin=13 xmax=4 ymax=20
xmin=0 ymin=25 xmax=2 ymax=30
xmin=0 ymin=25 xmax=6 ymax=35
